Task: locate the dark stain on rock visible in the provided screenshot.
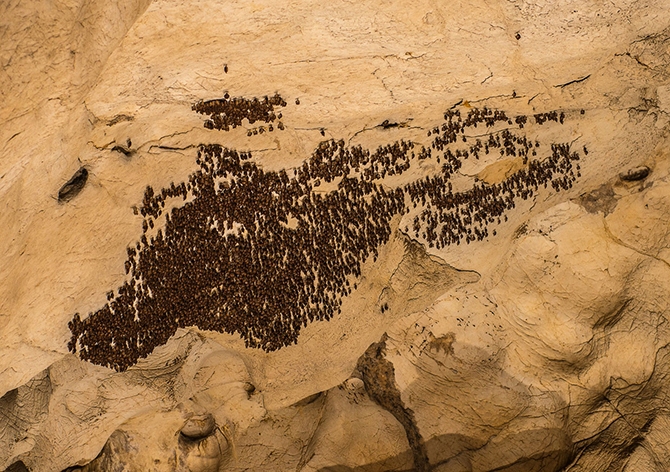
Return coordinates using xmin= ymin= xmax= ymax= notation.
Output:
xmin=427 ymin=332 xmax=455 ymax=355
xmin=578 ymin=183 xmax=618 ymax=215
xmin=58 ymin=168 xmax=88 ymax=203
xmin=619 ymin=165 xmax=650 ymax=182
xmin=4 ymin=461 xmax=29 ymax=472
xmin=513 ymin=222 xmax=528 ymax=239
xmin=354 ymin=334 xmax=430 ymax=472
xmin=106 ymin=114 xmax=134 ymax=127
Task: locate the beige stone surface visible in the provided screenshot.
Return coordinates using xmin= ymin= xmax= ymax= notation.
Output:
xmin=3 ymin=0 xmax=670 ymax=470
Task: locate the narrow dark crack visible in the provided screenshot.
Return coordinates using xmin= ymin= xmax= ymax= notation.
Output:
xmin=354 ymin=334 xmax=430 ymax=472
xmin=554 ymin=75 xmax=591 ymax=88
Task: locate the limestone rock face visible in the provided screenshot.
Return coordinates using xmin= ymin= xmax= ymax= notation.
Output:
xmin=3 ymin=0 xmax=670 ymax=471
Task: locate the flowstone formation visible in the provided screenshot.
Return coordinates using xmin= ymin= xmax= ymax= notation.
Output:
xmin=67 ymin=100 xmax=580 ymax=372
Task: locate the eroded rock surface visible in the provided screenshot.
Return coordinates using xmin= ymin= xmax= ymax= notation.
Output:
xmin=3 ymin=0 xmax=670 ymax=471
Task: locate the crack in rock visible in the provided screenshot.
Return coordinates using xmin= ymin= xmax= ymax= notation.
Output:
xmin=353 ymin=334 xmax=430 ymax=472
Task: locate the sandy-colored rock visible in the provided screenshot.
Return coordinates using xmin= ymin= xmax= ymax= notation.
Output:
xmin=3 ymin=0 xmax=670 ymax=470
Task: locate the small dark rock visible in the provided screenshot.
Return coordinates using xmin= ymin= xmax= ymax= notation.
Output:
xmin=620 ymin=166 xmax=650 ymax=182
xmin=58 ymin=168 xmax=88 ymax=203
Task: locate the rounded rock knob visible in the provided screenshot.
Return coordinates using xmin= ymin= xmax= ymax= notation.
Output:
xmin=181 ymin=413 xmax=216 ymax=439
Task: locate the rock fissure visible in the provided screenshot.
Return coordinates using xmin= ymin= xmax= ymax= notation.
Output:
xmin=354 ymin=334 xmax=430 ymax=472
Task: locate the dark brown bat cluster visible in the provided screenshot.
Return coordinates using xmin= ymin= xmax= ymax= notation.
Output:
xmin=68 ymin=142 xmax=407 ymax=371
xmin=68 ymin=99 xmax=582 ymax=371
xmin=404 ymin=107 xmax=580 ymax=248
xmin=192 ymin=92 xmax=286 ymax=131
